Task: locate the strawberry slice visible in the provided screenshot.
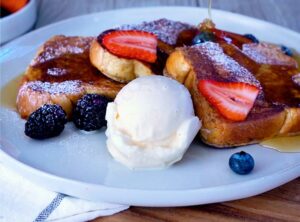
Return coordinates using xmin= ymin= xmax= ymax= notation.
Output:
xmin=102 ymin=30 xmax=157 ymax=63
xmin=198 ymin=80 xmax=259 ymax=121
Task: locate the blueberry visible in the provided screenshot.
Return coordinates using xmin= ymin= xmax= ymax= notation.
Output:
xmin=229 ymin=151 xmax=254 ymax=175
xmin=192 ymin=32 xmax=215 ymax=45
xmin=73 ymin=94 xmax=109 ymax=131
xmin=281 ymin=45 xmax=293 ymax=57
xmin=243 ymin=34 xmax=259 ymax=43
xmin=25 ymin=104 xmax=67 ymax=139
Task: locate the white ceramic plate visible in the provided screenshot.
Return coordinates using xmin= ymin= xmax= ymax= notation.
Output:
xmin=0 ymin=7 xmax=299 ymax=207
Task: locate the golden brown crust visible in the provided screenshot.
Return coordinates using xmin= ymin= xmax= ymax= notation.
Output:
xmin=164 ymin=44 xmax=300 ymax=147
xmin=17 ymin=35 xmax=125 ymax=119
xmin=192 ymin=81 xmax=286 ymax=147
xmin=279 ymin=108 xmax=300 ymax=136
xmin=89 ymin=39 xmax=153 ymax=83
xmin=164 ymin=50 xmax=191 ymax=84
xmin=16 ymin=81 xmax=85 ymax=119
xmin=221 ymin=43 xmax=300 ymax=107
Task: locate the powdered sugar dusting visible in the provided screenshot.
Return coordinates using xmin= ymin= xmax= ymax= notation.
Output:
xmin=32 ymin=36 xmax=94 ymax=65
xmin=119 ymin=18 xmax=195 ymax=45
xmin=202 ymin=42 xmax=252 ymax=78
xmin=292 ymin=73 xmax=300 ymax=87
xmin=26 ymin=80 xmax=83 ymax=94
xmin=46 ymin=67 xmax=68 ymax=76
xmin=185 ymin=42 xmax=261 ymax=88
xmin=242 ymin=43 xmax=297 ymax=67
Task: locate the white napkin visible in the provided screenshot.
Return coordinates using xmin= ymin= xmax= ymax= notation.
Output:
xmin=0 ymin=164 xmax=129 ymax=222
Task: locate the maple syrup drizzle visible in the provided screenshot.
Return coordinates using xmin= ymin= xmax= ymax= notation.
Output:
xmin=208 ymin=0 xmax=212 ymax=20
xmin=199 ymin=0 xmax=215 ymax=30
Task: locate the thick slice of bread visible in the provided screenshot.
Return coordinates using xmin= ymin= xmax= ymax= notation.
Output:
xmin=165 ymin=42 xmax=300 ymax=147
xmin=222 ymin=43 xmax=300 ymax=136
xmin=89 ymin=39 xmax=153 ymax=83
xmin=17 ymin=35 xmax=124 ymax=119
xmin=90 ymin=19 xmax=197 ymax=83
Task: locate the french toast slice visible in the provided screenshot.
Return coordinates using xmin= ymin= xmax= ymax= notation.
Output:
xmin=221 ymin=42 xmax=300 ymax=135
xmin=165 ymin=42 xmax=300 ymax=147
xmin=17 ymin=35 xmax=125 ymax=119
xmin=90 ymin=19 xmax=197 ymax=83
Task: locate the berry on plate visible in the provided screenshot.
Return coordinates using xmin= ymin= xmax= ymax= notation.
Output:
xmin=229 ymin=151 xmax=255 ymax=175
xmin=102 ymin=30 xmax=158 ymax=63
xmin=25 ymin=104 xmax=67 ymax=139
xmin=73 ymin=94 xmax=109 ymax=131
xmin=198 ymin=80 xmax=259 ymax=121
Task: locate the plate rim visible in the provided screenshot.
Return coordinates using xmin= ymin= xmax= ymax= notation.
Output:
xmin=1 ymin=148 xmax=299 ymax=206
xmin=1 ymin=6 xmax=300 ymax=206
xmin=2 ymin=6 xmax=300 ymax=50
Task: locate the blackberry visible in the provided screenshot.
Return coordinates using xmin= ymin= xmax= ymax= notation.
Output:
xmin=25 ymin=104 xmax=67 ymax=139
xmin=243 ymin=34 xmax=259 ymax=43
xmin=73 ymin=94 xmax=109 ymax=131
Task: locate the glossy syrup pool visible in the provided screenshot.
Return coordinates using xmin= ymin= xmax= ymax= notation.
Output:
xmin=0 ymin=74 xmax=23 ymax=109
xmin=260 ymin=136 xmax=300 ymax=152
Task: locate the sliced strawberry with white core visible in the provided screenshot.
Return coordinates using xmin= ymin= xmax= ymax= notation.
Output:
xmin=102 ymin=30 xmax=158 ymax=63
xmin=198 ymin=80 xmax=259 ymax=121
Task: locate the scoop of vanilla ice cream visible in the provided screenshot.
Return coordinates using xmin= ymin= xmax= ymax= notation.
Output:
xmin=105 ymin=76 xmax=201 ymax=169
